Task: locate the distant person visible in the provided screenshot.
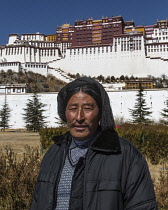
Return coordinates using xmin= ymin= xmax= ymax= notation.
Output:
xmin=31 ymin=77 xmax=158 ymax=210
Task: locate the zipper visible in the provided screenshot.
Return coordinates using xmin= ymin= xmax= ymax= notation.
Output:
xmin=82 ymin=148 xmax=91 ymax=210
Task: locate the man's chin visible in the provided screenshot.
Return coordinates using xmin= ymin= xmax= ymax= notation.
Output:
xmin=72 ymin=135 xmax=89 ymax=141
xmin=70 ymin=130 xmax=90 ymax=141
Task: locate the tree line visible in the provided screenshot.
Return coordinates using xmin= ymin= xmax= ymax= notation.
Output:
xmin=0 ymin=85 xmax=168 ymax=131
xmin=68 ymin=73 xmax=168 ymax=88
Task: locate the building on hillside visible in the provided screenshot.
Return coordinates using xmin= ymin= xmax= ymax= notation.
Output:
xmin=124 ymin=80 xmax=155 ymax=89
xmin=104 ymin=80 xmax=155 ymax=90
xmin=0 ymin=32 xmax=62 ymax=76
xmin=71 ymin=16 xmax=124 ymax=46
xmin=145 ymin=20 xmax=168 ymax=60
xmin=0 ymin=84 xmax=29 ymax=94
xmin=0 ymin=16 xmax=168 ymax=81
xmin=46 ymin=34 xmax=57 ymax=42
xmin=103 ymin=82 xmax=125 ymax=90
xmin=0 ymin=62 xmax=21 ymax=72
xmin=54 ymin=16 xmax=124 ymax=54
xmin=124 ymin=23 xmax=145 ymax=35
xmin=8 ymin=34 xmax=20 ymax=45
xmin=55 ymin=24 xmax=74 ymax=55
xmin=50 ymin=17 xmax=168 ymax=78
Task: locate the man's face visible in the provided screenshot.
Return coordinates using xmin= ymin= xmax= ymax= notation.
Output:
xmin=65 ymin=91 xmax=100 ymax=141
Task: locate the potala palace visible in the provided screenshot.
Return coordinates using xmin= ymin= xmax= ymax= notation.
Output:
xmin=0 ymin=16 xmax=168 ymax=80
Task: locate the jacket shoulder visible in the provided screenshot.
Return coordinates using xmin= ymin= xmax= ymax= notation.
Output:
xmin=40 ymin=132 xmax=70 ymax=170
xmin=118 ymin=137 xmax=148 ymax=172
xmin=119 ymin=137 xmax=142 ymax=157
xmin=52 ymin=131 xmax=70 ymax=144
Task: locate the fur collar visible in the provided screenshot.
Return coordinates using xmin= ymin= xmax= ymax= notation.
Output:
xmin=52 ymin=129 xmax=121 ymax=153
xmin=90 ymin=129 xmax=121 ymax=153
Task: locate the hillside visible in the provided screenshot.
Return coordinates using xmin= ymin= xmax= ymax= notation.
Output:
xmin=0 ymin=70 xmax=67 ymax=92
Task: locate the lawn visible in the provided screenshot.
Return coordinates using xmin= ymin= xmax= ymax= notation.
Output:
xmin=0 ymin=130 xmax=40 ymax=154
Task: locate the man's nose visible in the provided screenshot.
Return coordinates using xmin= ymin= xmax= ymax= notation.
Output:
xmin=76 ymin=108 xmax=85 ymax=122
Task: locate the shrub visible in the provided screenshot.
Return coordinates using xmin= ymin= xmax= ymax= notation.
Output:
xmin=116 ymin=123 xmax=168 ymax=164
xmin=39 ymin=126 xmax=68 ymax=150
xmin=154 ymin=163 xmax=168 ymax=209
xmin=0 ymin=146 xmax=41 ymax=210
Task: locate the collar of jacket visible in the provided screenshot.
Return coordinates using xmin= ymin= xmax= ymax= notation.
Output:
xmin=52 ymin=129 xmax=121 ymax=153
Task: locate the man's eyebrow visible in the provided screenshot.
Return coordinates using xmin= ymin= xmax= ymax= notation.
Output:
xmin=67 ymin=103 xmax=94 ymax=107
xmin=83 ymin=103 xmax=94 ymax=107
xmin=67 ymin=103 xmax=78 ymax=107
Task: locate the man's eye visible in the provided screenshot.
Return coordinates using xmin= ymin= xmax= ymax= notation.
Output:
xmin=69 ymin=108 xmax=77 ymax=111
xmin=84 ymin=107 xmax=92 ymax=111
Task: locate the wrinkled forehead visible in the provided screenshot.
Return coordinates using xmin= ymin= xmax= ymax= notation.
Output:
xmin=65 ymin=85 xmax=102 ymax=108
xmin=66 ymin=91 xmax=97 ymax=106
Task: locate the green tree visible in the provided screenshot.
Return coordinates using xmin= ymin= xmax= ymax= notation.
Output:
xmin=75 ymin=73 xmax=81 ymax=78
xmin=129 ymin=83 xmax=152 ymax=124
xmin=23 ymin=93 xmax=47 ymax=131
xmin=120 ymin=75 xmax=125 ymax=81
xmin=0 ymin=95 xmax=11 ymax=131
xmin=130 ymin=75 xmax=135 ymax=80
xmin=97 ymin=75 xmax=105 ymax=83
xmin=111 ymin=76 xmax=116 ymax=82
xmin=105 ymin=76 xmax=111 ymax=83
xmin=160 ymin=98 xmax=168 ymax=125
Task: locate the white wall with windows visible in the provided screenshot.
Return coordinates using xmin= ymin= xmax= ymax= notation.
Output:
xmin=0 ymin=84 xmax=27 ymax=94
xmin=50 ymin=41 xmax=167 ymax=78
xmin=146 ymin=43 xmax=168 ymax=59
xmin=0 ymin=62 xmax=20 ymax=72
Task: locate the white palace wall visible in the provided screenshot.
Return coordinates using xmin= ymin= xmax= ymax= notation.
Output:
xmin=50 ymin=45 xmax=167 ymax=78
xmin=48 ymin=34 xmax=168 ymax=78
xmin=1 ymin=47 xmax=60 ymax=64
xmin=0 ymin=62 xmax=20 ymax=72
xmin=0 ymin=89 xmax=167 ymax=129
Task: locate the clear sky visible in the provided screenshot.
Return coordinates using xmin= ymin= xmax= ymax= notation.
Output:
xmin=0 ymin=0 xmax=168 ymax=45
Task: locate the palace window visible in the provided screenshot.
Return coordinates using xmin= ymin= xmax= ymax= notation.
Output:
xmin=98 ymin=47 xmax=100 ymax=53
xmin=17 ymin=89 xmax=21 ymax=93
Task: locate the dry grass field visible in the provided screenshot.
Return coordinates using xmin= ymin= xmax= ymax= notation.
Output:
xmin=0 ymin=130 xmax=41 ymax=154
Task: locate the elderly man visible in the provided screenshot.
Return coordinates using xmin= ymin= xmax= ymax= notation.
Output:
xmin=31 ymin=77 xmax=158 ymax=210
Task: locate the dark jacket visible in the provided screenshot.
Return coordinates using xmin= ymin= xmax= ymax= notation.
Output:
xmin=31 ymin=129 xmax=158 ymax=210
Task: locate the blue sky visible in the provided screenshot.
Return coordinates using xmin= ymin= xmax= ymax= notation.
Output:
xmin=0 ymin=0 xmax=168 ymax=45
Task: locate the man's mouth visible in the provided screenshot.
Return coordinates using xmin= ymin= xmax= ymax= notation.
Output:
xmin=73 ymin=124 xmax=88 ymax=130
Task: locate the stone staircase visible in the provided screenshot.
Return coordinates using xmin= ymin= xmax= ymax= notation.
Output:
xmin=146 ymin=55 xmax=168 ymax=62
xmin=48 ymin=67 xmax=73 ymax=83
